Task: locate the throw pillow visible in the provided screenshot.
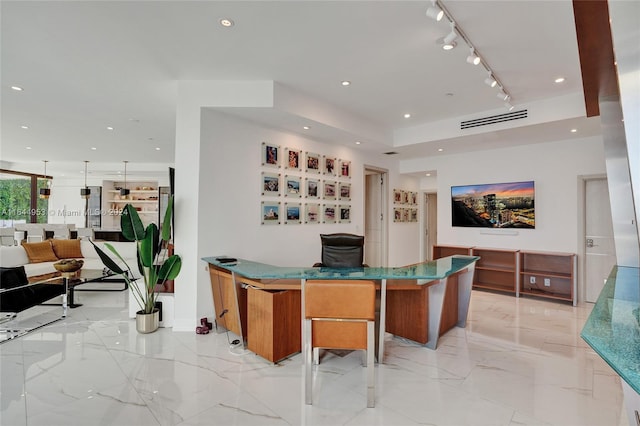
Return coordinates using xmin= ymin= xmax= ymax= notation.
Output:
xmin=51 ymin=239 xmax=83 ymax=259
xmin=21 ymin=241 xmax=58 ymax=263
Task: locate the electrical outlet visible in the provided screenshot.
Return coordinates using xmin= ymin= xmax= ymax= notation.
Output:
xmin=544 ymin=278 xmax=551 ymax=287
xmin=530 ymin=276 xmax=536 ymax=284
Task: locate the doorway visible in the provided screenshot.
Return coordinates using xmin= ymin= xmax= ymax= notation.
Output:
xmin=582 ymin=177 xmax=616 ymax=303
xmin=364 ymin=167 xmax=388 ymax=267
xmin=422 ymin=193 xmax=438 ymax=260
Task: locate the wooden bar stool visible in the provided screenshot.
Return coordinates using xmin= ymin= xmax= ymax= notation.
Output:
xmin=303 ymin=279 xmax=376 ymax=408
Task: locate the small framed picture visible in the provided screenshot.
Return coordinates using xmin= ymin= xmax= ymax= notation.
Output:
xmin=284 ymin=175 xmax=302 ymax=198
xmin=323 ymin=204 xmax=336 ymax=224
xmin=306 ymin=178 xmax=320 ymax=199
xmin=410 ymin=208 xmax=418 ymax=222
xmin=284 ymin=202 xmax=301 ymax=224
xmin=323 ymin=156 xmax=336 ymax=176
xmin=403 ymin=208 xmax=411 ymax=222
xmin=394 ymin=207 xmax=403 ymax=222
xmin=261 ymin=172 xmax=280 ymax=196
xmin=393 ymin=189 xmax=402 ymax=204
xmin=262 ymin=142 xmax=280 ymax=168
xmin=339 ymin=159 xmax=351 ymax=178
xmin=305 ymin=152 xmax=321 ymax=174
xmin=323 ymin=180 xmax=336 ymax=200
xmin=306 ymin=203 xmax=320 ymax=224
xmin=339 ymin=182 xmax=351 ymax=201
xmin=411 ymin=192 xmax=418 ymax=205
xmin=285 ymin=148 xmax=302 ymax=170
xmin=402 ymin=191 xmax=409 ymax=205
xmin=261 ymin=202 xmax=280 ymax=225
xmin=339 ymin=205 xmax=351 ymax=223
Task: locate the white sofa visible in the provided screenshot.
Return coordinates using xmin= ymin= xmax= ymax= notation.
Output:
xmin=0 ymin=240 xmax=138 ymax=280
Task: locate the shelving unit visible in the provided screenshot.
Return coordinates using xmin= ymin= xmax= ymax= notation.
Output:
xmin=470 ymin=247 xmax=519 ymax=295
xmin=432 ymin=244 xmax=473 ymax=259
xmin=103 ymin=181 xmax=159 ymax=229
xmin=519 ymin=251 xmax=577 ymax=305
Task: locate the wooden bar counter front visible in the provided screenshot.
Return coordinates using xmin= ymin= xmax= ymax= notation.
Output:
xmin=205 ymin=256 xmax=479 ymax=363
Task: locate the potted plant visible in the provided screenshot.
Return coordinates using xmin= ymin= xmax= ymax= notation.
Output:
xmin=92 ymin=196 xmax=181 ymax=333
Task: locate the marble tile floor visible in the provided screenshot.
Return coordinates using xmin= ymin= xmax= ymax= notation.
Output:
xmin=0 ymin=289 xmax=628 ymax=426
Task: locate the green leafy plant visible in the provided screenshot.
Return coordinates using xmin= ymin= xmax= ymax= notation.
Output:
xmin=92 ymin=196 xmax=181 ymax=314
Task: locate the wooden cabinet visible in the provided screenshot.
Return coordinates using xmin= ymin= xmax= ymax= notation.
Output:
xmin=247 ymin=288 xmax=301 ymax=363
xmin=470 ymin=248 xmax=519 ymax=294
xmin=519 ymin=251 xmax=577 ymax=305
xmin=432 ymin=244 xmax=473 ymax=259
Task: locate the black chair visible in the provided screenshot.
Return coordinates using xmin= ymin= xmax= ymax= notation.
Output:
xmin=313 ymin=233 xmax=366 ymax=267
xmin=0 ymin=266 xmax=65 ymax=313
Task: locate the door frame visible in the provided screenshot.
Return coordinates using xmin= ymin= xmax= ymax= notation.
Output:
xmin=420 ymin=191 xmax=437 ymax=261
xmin=577 ymin=173 xmax=608 ymax=304
xmin=364 ymin=165 xmax=389 ymax=266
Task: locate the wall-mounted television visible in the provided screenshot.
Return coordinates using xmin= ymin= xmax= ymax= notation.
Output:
xmin=451 ymin=181 xmax=535 ymax=228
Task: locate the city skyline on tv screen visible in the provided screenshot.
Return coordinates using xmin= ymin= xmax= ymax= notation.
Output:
xmin=451 ymin=181 xmax=535 ymax=228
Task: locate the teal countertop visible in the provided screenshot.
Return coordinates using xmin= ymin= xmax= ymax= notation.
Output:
xmin=202 ymin=255 xmax=479 ymax=281
xmin=581 ymin=266 xmax=640 ymax=394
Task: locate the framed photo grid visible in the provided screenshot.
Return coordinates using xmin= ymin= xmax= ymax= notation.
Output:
xmin=261 ymin=142 xmax=353 ymax=225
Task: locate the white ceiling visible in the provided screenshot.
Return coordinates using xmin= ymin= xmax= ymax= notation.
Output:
xmin=1 ymin=1 xmax=597 ymax=177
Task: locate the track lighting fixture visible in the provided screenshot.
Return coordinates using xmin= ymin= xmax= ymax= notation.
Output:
xmin=426 ymin=0 xmax=444 ymax=21
xmin=497 ymin=90 xmax=509 ymax=101
xmin=504 ymin=102 xmax=515 ymax=111
xmin=427 ymin=1 xmax=512 ymax=108
xmin=466 ymin=48 xmax=480 ymax=65
xmin=443 ymin=22 xmax=457 ymax=45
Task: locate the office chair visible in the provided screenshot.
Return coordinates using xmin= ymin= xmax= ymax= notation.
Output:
xmin=313 ymin=233 xmax=365 ymax=267
xmin=303 ymin=279 xmax=376 ymax=408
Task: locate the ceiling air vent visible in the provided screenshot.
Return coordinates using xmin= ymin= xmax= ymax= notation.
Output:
xmin=383 ymin=151 xmax=399 ymax=155
xmin=460 ymin=109 xmax=528 ymax=130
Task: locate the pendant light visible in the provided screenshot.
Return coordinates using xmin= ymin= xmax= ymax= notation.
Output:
xmin=80 ymin=160 xmax=91 ymax=199
xmin=120 ymin=161 xmax=130 ymax=197
xmin=39 ymin=160 xmax=51 ymax=199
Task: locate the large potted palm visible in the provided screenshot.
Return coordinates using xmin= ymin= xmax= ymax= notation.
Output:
xmin=92 ymin=196 xmax=181 ymax=333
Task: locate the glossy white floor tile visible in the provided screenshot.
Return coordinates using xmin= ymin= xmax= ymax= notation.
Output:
xmin=0 ymin=289 xmax=628 ymax=426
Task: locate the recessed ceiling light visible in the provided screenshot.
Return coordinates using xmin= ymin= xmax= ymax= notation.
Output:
xmin=570 ymin=128 xmax=577 ymax=133
xmin=155 ymin=147 xmax=161 ymax=151
xmin=91 ymin=147 xmax=97 ymax=150
xmin=341 ymin=80 xmax=351 ymax=86
xmin=425 ymin=173 xmax=431 ymax=177
xmin=303 ymin=126 xmax=310 ymax=130
xmin=554 ymin=77 xmax=565 ymax=83
xmin=20 ymin=125 xmax=29 ymax=129
xmin=438 ymin=148 xmax=444 ymax=152
xmin=404 ymin=113 xmax=411 ymax=118
xmin=219 ymin=18 xmax=234 ymax=27
xmin=25 ymin=146 xmax=32 ymax=150
xmin=355 ymin=141 xmax=361 ymax=145
xmin=11 ymin=86 xmax=24 ymax=91
xmin=445 ymin=93 xmax=454 ymax=97
xmin=107 ymin=126 xmax=114 ymax=130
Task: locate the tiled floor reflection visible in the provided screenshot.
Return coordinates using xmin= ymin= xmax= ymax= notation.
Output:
xmin=0 ymin=289 xmax=628 ymax=426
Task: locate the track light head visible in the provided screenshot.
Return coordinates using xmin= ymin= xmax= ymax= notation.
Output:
xmin=466 ymin=49 xmax=480 ymax=65
xmin=497 ymin=90 xmax=509 ymax=101
xmin=504 ymin=102 xmax=515 ymax=111
xmin=443 ymin=26 xmax=457 ymax=45
xmin=426 ymin=0 xmax=443 ymax=21
xmin=442 ymin=41 xmax=457 ymax=50
xmin=484 ymin=76 xmax=497 ymax=88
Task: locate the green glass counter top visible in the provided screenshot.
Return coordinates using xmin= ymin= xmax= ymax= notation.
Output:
xmin=202 ymin=255 xmax=479 ymax=281
xmin=581 ymin=266 xmax=640 ymax=394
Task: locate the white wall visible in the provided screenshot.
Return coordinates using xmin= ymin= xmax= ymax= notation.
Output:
xmin=190 ymin=110 xmax=420 ymax=324
xmin=402 ymin=136 xmax=606 ymax=253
